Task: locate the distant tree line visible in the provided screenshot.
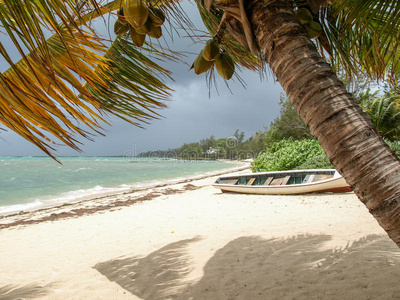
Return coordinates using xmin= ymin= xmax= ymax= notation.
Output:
xmin=138 ymin=82 xmax=400 ymax=164
xmin=137 ymin=129 xmax=266 ymax=160
xmin=175 ymin=129 xmax=267 ymax=160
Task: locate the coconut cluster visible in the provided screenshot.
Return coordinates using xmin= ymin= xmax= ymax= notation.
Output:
xmin=193 ymin=39 xmax=235 ymax=80
xmin=114 ymin=0 xmax=166 ymax=47
xmin=295 ymin=8 xmax=322 ymax=39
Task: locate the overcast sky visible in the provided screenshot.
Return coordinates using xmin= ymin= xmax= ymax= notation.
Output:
xmin=0 ymin=1 xmax=284 ymax=157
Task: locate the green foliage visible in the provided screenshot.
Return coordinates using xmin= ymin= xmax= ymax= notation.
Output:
xmin=251 ymin=139 xmax=330 ymax=172
xmin=138 ymin=128 xmax=268 ymax=160
xmin=240 ymin=130 xmax=267 ymax=157
xmin=341 ymin=77 xmax=378 ymax=104
xmin=177 ymin=142 xmax=203 ymax=160
xmin=384 ymin=139 xmax=400 ymax=157
xmin=295 ymin=155 xmax=333 ymax=170
xmin=265 ymin=93 xmax=313 ymax=145
xmin=360 ymin=87 xmax=400 ymax=141
xmin=138 ymin=130 xmax=258 ymax=160
xmin=342 ymin=78 xmax=400 ymax=141
xmin=319 ymin=0 xmax=400 ymax=81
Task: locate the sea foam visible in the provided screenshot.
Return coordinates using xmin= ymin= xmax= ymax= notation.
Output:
xmin=0 ymin=157 xmax=240 ymax=216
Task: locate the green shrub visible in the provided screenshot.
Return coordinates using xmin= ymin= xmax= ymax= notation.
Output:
xmin=385 ymin=139 xmax=400 ymax=157
xmin=251 ymin=139 xmax=332 ymax=172
xmin=295 ymin=154 xmax=333 ymax=170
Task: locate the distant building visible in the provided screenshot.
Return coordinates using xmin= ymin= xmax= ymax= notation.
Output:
xmin=206 ymin=147 xmax=218 ymax=155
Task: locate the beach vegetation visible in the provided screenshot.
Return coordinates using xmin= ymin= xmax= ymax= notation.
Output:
xmin=3 ymin=0 xmax=400 ymax=246
xmin=251 ymin=139 xmax=331 ymax=172
xmin=359 ymin=87 xmax=400 ymax=141
xmin=137 ymin=128 xmax=267 ymax=160
xmin=175 ymin=129 xmax=266 ymax=160
xmin=295 ymin=154 xmax=333 ymax=170
xmin=264 ymin=94 xmax=313 ymax=146
xmin=384 ymin=140 xmax=400 ymax=158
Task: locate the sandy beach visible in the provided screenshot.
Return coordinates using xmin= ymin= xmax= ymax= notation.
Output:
xmin=1 ymin=169 xmax=400 ymax=300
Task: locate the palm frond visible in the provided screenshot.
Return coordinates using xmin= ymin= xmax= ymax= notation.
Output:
xmin=360 ymin=87 xmax=400 ymax=140
xmin=82 ymin=36 xmax=175 ymax=126
xmin=0 ymin=0 xmax=174 ymax=158
xmin=317 ymin=0 xmax=400 ymax=82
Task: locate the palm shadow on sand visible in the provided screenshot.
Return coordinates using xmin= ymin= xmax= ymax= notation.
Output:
xmin=0 ymin=283 xmax=52 ymax=300
xmin=94 ymin=234 xmax=400 ymax=300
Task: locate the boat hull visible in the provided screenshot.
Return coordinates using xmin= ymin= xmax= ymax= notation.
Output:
xmin=213 ymin=169 xmax=351 ymax=195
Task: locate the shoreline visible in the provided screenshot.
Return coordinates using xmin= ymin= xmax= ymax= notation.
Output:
xmin=0 ymin=163 xmax=250 ymax=227
xmin=0 ymin=158 xmax=247 ymax=217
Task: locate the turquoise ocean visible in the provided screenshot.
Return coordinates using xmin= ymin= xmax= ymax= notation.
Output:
xmin=0 ymin=157 xmax=239 ymax=215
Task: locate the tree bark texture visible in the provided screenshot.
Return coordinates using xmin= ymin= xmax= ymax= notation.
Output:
xmin=246 ymin=0 xmax=400 ymax=246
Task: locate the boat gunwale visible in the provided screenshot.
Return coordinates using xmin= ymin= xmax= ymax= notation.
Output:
xmin=215 ymin=169 xmax=336 ymax=180
xmin=213 ymin=176 xmax=346 ymax=190
xmin=212 ymin=169 xmax=351 ymax=194
xmin=213 ymin=169 xmax=336 ymax=187
xmin=213 ymin=169 xmax=347 ymax=189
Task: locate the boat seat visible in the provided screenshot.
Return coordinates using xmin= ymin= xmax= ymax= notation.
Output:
xmin=312 ymin=174 xmax=333 ymax=182
xmin=282 ymin=176 xmax=291 ymax=185
xmin=264 ymin=177 xmax=274 ymax=185
xmin=307 ymin=175 xmax=315 ymax=183
xmin=270 ymin=178 xmax=283 ymax=185
xmin=270 ymin=176 xmax=291 ymax=186
xmin=247 ymin=178 xmax=256 ymax=185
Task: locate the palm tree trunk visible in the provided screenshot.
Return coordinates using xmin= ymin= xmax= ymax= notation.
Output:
xmin=246 ymin=0 xmax=400 ymax=246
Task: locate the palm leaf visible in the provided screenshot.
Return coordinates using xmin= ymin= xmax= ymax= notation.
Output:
xmin=0 ymin=0 xmax=174 ymax=159
xmin=317 ymin=0 xmax=400 ymax=82
xmin=82 ymin=36 xmax=175 ymax=126
xmin=360 ymin=88 xmax=400 ymax=140
xmin=0 ymin=0 xmax=178 ymax=156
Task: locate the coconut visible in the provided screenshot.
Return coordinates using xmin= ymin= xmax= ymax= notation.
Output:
xmin=193 ymin=50 xmax=214 ymax=75
xmin=148 ymin=7 xmax=165 ymax=27
xmin=124 ymin=0 xmax=149 ymax=28
xmin=148 ymin=26 xmax=162 ymax=39
xmin=117 ymin=7 xmax=128 ymax=25
xmin=130 ymin=28 xmax=146 ymax=47
xmin=135 ymin=19 xmax=151 ymax=35
xmin=215 ymin=52 xmax=235 ymax=80
xmin=305 ymin=21 xmax=322 ymax=39
xmin=295 ymin=8 xmax=313 ymax=25
xmin=114 ymin=19 xmax=130 ymax=36
xmin=202 ymin=39 xmax=220 ymax=61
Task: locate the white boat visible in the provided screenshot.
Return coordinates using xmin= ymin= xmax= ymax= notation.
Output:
xmin=213 ymin=169 xmax=351 ymax=195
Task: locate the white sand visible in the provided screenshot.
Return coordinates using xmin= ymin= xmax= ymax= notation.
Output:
xmin=1 ymin=171 xmax=400 ymax=299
